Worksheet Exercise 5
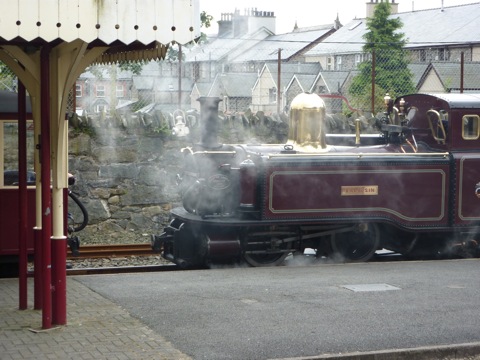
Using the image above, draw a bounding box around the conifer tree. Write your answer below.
[349,1,415,112]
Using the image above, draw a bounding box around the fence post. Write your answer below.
[371,48,376,114]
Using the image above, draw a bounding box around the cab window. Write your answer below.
[1,121,35,187]
[462,115,480,140]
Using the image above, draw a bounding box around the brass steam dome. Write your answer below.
[288,92,326,149]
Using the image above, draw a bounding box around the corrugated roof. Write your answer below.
[306,2,480,56]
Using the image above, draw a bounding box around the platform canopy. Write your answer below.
[0,0,200,329]
[0,0,200,62]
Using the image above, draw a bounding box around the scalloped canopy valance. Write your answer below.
[0,0,200,46]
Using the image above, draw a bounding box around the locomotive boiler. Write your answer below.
[152,93,480,267]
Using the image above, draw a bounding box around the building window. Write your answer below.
[437,48,449,61]
[355,54,363,67]
[269,88,277,103]
[336,56,342,70]
[96,85,105,98]
[116,84,124,98]
[463,115,480,140]
[95,104,107,113]
[317,85,327,94]
[76,84,82,97]
[420,50,426,62]
[327,57,333,71]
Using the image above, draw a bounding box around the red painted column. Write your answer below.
[52,188,67,325]
[18,80,28,310]
[40,45,52,329]
[51,236,67,324]
[33,227,43,310]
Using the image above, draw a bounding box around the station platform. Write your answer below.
[2,260,480,360]
[0,278,190,360]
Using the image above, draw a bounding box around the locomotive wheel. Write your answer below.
[330,223,380,262]
[243,229,293,267]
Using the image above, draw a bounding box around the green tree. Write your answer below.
[349,1,415,113]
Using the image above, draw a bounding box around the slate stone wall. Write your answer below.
[68,126,188,244]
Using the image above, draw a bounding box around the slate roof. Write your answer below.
[426,62,480,90]
[184,27,273,63]
[79,68,134,80]
[192,82,214,97]
[208,73,258,97]
[319,71,351,93]
[132,76,193,92]
[306,2,480,56]
[408,63,430,88]
[232,25,335,63]
[264,62,322,89]
[287,74,318,92]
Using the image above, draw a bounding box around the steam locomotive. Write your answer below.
[152,93,480,267]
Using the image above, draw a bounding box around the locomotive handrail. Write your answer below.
[192,151,237,155]
[426,109,447,145]
[181,147,237,156]
[266,152,449,159]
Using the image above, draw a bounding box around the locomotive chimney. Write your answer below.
[366,0,399,18]
[197,97,222,149]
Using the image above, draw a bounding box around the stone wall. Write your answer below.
[67,113,290,245]
[68,126,189,244]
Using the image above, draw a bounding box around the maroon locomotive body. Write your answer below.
[152,93,480,267]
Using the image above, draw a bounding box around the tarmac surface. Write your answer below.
[1,258,480,359]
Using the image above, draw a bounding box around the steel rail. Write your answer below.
[67,243,154,259]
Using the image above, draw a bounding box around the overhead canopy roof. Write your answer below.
[0,0,200,61]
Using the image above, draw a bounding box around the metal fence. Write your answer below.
[0,43,477,135]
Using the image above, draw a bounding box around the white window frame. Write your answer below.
[116,84,124,98]
[336,56,342,71]
[96,84,105,98]
[76,83,82,97]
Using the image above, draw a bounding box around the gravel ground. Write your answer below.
[75,228,155,245]
[66,254,173,268]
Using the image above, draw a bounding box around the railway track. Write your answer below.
[65,243,177,275]
[67,243,154,259]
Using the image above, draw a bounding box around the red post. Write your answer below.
[52,235,67,324]
[33,227,43,310]
[18,79,28,310]
[40,45,52,329]
[51,188,68,325]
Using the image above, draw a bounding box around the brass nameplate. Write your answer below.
[341,185,378,196]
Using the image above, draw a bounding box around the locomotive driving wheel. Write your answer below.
[330,223,380,262]
[242,227,293,267]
